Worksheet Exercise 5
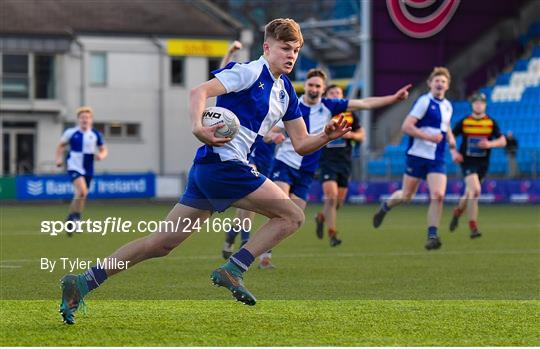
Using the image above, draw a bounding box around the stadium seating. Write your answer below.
[368,45,540,178]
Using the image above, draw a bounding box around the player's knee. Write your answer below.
[156,239,182,258]
[146,235,180,258]
[431,191,445,203]
[284,205,305,232]
[471,186,481,198]
[402,192,414,203]
[76,189,88,199]
[293,207,305,230]
[324,195,338,207]
[150,244,174,258]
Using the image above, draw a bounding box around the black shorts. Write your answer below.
[461,162,488,181]
[319,161,351,188]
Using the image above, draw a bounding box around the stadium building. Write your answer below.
[0,0,249,177]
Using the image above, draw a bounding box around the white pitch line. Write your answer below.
[148,249,540,261]
[1,249,538,264]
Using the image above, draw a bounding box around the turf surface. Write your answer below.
[1,203,539,345]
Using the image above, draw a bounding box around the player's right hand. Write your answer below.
[229,40,242,53]
[271,132,286,144]
[427,134,443,143]
[193,124,231,147]
[324,114,352,140]
[55,159,63,168]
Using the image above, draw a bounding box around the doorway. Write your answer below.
[2,122,36,175]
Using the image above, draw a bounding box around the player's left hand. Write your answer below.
[451,150,463,163]
[324,114,352,140]
[477,139,491,149]
[394,84,412,101]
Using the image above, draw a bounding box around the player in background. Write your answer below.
[59,18,352,324]
[271,68,410,216]
[372,67,460,250]
[55,106,107,233]
[448,92,506,238]
[314,84,364,246]
[218,40,286,269]
[220,40,242,68]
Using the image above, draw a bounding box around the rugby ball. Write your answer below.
[201,106,240,139]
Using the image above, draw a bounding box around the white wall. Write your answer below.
[2,35,252,176]
[163,56,210,174]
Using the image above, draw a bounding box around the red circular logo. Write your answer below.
[386,0,461,39]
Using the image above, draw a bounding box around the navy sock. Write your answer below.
[226,228,239,243]
[381,202,390,212]
[229,248,255,272]
[240,229,250,245]
[428,226,438,239]
[82,266,108,291]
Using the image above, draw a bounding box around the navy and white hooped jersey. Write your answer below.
[406,92,453,161]
[60,127,104,176]
[194,56,302,164]
[275,96,349,173]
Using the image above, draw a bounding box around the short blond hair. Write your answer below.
[76,106,93,117]
[428,67,451,84]
[264,18,304,47]
[306,68,327,82]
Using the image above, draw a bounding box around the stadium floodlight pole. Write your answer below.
[360,0,373,180]
[66,29,86,106]
[151,37,165,175]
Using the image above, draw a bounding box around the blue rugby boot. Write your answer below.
[210,264,256,306]
[59,274,88,324]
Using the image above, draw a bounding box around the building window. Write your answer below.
[2,54,29,99]
[34,54,55,99]
[90,52,107,86]
[93,122,105,134]
[170,57,184,85]
[208,58,222,80]
[126,123,140,137]
[109,123,123,137]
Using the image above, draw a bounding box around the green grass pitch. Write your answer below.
[1,203,539,346]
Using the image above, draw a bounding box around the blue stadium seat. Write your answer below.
[513,59,529,71]
[479,86,494,101]
[528,21,540,38]
[368,160,387,177]
[495,72,512,85]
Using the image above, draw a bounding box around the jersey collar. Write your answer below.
[428,92,445,103]
[259,56,278,82]
[299,95,322,108]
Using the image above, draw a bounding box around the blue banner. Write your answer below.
[307,179,540,204]
[16,173,155,200]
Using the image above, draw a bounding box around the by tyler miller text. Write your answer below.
[40,257,129,273]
